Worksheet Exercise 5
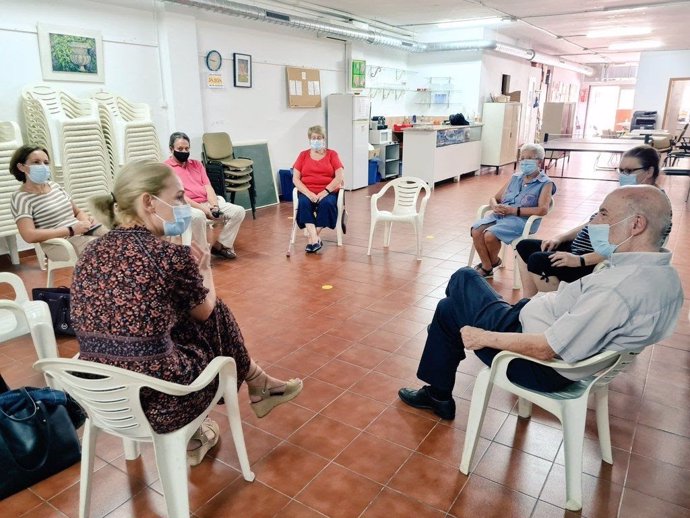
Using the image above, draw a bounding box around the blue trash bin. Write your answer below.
[278,169,294,202]
[368,159,379,185]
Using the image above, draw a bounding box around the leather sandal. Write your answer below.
[473,263,494,278]
[186,418,220,466]
[249,378,303,418]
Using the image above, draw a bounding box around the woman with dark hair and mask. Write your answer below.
[74,160,302,466]
[164,131,245,259]
[516,144,668,297]
[9,145,105,257]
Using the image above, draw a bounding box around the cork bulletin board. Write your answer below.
[286,66,322,108]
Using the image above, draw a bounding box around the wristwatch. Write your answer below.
[579,256,585,267]
[68,226,75,237]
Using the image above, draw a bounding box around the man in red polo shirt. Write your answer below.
[164,131,245,259]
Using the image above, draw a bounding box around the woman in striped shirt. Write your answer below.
[9,145,105,258]
[516,145,666,297]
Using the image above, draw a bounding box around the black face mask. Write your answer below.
[173,150,190,163]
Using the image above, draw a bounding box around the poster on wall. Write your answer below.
[37,24,104,82]
[351,59,366,89]
[233,53,252,88]
[207,73,225,89]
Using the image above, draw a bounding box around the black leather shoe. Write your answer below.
[398,386,456,420]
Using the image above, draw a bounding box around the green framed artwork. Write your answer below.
[351,59,366,89]
[37,25,104,82]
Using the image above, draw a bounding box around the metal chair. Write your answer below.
[460,349,639,512]
[662,166,690,203]
[367,176,430,260]
[33,356,255,518]
[202,132,256,219]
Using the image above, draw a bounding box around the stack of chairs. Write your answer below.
[202,132,256,219]
[93,92,161,178]
[21,85,111,210]
[0,121,22,265]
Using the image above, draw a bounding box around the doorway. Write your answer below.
[583,85,635,137]
[663,78,690,135]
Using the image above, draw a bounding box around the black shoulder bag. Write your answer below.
[32,287,75,336]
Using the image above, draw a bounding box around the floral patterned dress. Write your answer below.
[71,226,251,433]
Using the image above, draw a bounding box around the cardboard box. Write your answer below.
[509,90,521,102]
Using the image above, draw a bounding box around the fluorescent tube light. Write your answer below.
[608,40,663,50]
[437,17,512,30]
[587,27,652,38]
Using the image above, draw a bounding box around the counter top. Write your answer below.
[403,123,483,132]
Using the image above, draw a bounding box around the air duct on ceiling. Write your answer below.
[165,0,594,75]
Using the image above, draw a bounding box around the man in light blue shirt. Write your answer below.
[400,185,683,420]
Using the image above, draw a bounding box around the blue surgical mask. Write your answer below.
[310,139,325,151]
[28,164,51,184]
[588,215,634,257]
[153,196,192,236]
[618,173,637,186]
[519,159,539,177]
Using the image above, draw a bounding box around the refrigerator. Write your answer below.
[326,94,370,190]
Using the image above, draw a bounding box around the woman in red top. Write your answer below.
[292,125,344,253]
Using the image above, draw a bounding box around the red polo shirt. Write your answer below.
[164,157,210,203]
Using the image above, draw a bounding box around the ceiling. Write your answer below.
[267,0,690,64]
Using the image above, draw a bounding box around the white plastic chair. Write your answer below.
[367,176,430,260]
[459,349,639,511]
[288,186,345,254]
[467,198,555,289]
[33,356,255,518]
[34,238,79,287]
[0,273,58,386]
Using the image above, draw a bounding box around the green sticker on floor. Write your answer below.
[321,284,333,290]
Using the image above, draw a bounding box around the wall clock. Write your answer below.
[205,50,222,72]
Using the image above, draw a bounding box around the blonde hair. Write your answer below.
[307,125,326,139]
[90,161,173,228]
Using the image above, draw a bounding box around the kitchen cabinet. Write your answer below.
[481,102,521,173]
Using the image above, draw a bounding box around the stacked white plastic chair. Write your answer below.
[0,121,22,265]
[93,92,161,177]
[22,85,112,210]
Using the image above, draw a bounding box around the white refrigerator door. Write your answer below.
[350,121,369,189]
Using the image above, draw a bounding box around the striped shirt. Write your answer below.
[11,181,79,230]
[570,213,596,255]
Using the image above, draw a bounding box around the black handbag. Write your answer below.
[32,287,75,336]
[0,387,82,499]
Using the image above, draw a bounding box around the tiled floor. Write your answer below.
[1,154,689,518]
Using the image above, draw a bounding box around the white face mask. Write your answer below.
[310,139,325,151]
[27,164,51,184]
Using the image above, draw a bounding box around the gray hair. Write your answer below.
[520,143,545,161]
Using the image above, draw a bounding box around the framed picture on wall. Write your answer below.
[37,24,105,82]
[233,53,252,88]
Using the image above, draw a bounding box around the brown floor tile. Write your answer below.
[273,500,328,517]
[618,487,690,518]
[349,371,406,404]
[312,359,369,389]
[365,407,437,450]
[626,453,690,509]
[195,479,290,517]
[388,452,467,511]
[49,464,147,518]
[362,487,445,517]
[473,442,551,498]
[540,464,623,518]
[275,349,333,377]
[450,475,536,518]
[31,457,107,500]
[637,398,690,438]
[373,353,421,380]
[336,343,390,369]
[417,422,491,471]
[290,377,344,413]
[493,414,564,462]
[631,424,690,469]
[241,402,316,440]
[0,489,43,518]
[334,432,412,484]
[530,500,583,518]
[320,391,388,430]
[296,464,382,518]
[301,334,354,359]
[288,415,360,459]
[252,442,328,497]
[359,329,407,352]
[554,438,631,486]
[105,487,168,518]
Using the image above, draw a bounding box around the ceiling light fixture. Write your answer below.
[436,17,513,30]
[586,27,652,38]
[608,40,663,50]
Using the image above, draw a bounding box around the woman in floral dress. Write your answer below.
[71,160,302,465]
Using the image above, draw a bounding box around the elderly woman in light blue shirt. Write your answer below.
[470,143,556,278]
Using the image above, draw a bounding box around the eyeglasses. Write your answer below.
[617,167,645,175]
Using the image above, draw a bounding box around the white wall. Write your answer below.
[634,50,690,123]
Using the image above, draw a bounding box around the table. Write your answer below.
[543,138,642,179]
